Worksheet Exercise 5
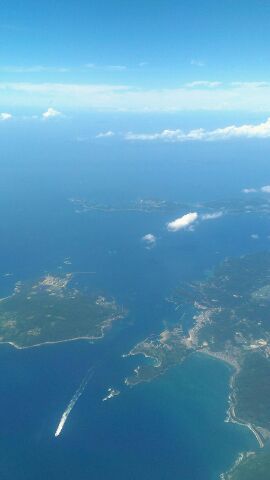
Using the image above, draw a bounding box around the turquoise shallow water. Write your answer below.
[0,136,269,478]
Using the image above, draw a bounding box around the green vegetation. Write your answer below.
[226,451,270,480]
[125,327,190,385]
[172,252,270,353]
[126,252,270,444]
[0,274,125,348]
[235,353,270,430]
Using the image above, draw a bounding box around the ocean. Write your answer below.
[0,131,269,479]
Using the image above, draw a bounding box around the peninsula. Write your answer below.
[124,252,270,478]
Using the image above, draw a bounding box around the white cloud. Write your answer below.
[242,185,270,193]
[96,130,115,138]
[125,129,198,141]
[206,118,270,140]
[190,59,205,67]
[4,81,270,112]
[42,107,62,118]
[201,211,223,220]
[125,118,270,142]
[186,81,222,88]
[76,135,89,142]
[85,64,127,71]
[0,65,69,73]
[167,212,198,232]
[251,234,259,239]
[106,65,127,71]
[0,112,12,121]
[242,188,257,193]
[142,233,156,247]
[231,81,270,88]
[261,185,270,193]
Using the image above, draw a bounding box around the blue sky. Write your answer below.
[1,0,270,119]
[2,0,270,83]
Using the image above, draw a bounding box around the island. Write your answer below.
[0,273,126,348]
[69,197,186,214]
[102,387,120,401]
[69,192,270,218]
[124,251,270,478]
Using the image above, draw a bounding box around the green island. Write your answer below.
[124,251,270,479]
[0,273,125,348]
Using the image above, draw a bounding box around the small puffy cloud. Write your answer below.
[142,233,156,247]
[261,185,270,193]
[42,107,62,118]
[0,112,12,121]
[201,211,223,221]
[96,130,115,138]
[251,234,259,239]
[167,212,198,232]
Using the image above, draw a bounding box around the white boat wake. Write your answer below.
[55,367,94,437]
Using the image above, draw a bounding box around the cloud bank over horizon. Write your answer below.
[3,81,270,112]
[125,118,270,142]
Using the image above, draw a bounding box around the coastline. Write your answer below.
[0,313,125,350]
[219,452,256,480]
[123,318,270,449]
[200,349,268,449]
[225,375,266,449]
[123,349,163,387]
[123,347,162,367]
[185,304,270,450]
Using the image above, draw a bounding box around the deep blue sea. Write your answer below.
[0,129,269,479]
